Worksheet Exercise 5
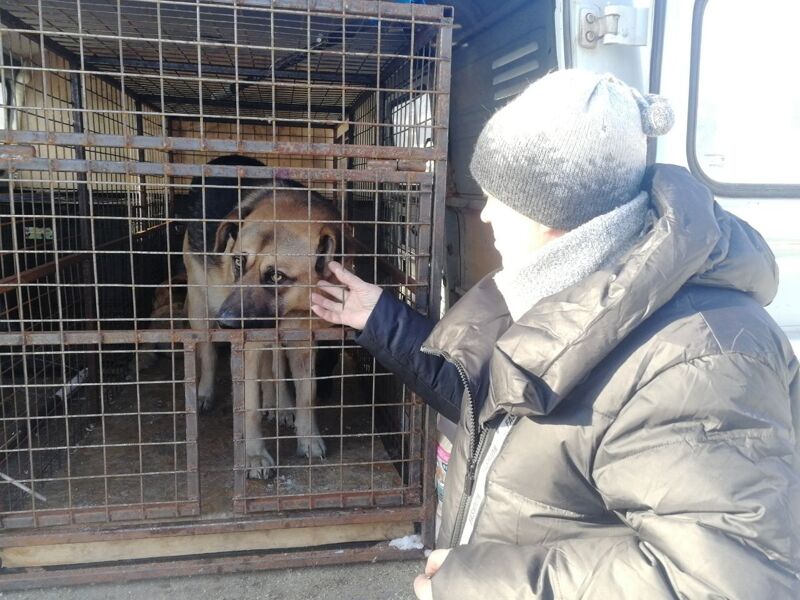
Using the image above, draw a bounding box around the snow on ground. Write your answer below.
[388,534,424,551]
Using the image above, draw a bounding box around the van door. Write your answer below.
[558,0,800,353]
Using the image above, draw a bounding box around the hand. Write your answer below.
[413,549,452,600]
[310,261,382,330]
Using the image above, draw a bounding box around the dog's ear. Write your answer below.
[315,225,337,278]
[213,204,255,255]
[213,216,239,255]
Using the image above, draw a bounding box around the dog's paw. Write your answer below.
[198,394,215,413]
[297,435,326,459]
[277,409,295,428]
[246,445,276,480]
[265,408,294,427]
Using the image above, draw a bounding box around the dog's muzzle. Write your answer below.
[217,310,277,329]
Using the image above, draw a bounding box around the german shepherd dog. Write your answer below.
[183,155,341,479]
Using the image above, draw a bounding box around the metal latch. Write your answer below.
[579,4,650,49]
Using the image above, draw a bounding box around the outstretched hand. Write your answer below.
[310,262,382,331]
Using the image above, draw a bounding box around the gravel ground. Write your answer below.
[0,560,426,600]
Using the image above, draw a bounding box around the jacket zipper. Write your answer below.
[421,346,491,546]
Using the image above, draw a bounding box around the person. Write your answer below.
[311,69,800,599]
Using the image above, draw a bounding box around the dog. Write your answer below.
[129,270,188,375]
[182,155,342,479]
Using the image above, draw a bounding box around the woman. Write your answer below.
[311,70,799,599]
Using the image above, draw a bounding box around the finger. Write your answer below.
[424,548,451,577]
[413,574,432,600]
[317,280,347,302]
[310,292,342,313]
[310,304,343,325]
[328,261,365,288]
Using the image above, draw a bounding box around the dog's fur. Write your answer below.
[130,271,188,375]
[182,155,341,478]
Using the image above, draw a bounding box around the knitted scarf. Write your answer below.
[494,191,650,321]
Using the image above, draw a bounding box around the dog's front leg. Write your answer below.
[261,345,295,427]
[195,341,217,412]
[244,343,275,479]
[287,347,325,458]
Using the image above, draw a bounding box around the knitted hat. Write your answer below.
[469,69,674,230]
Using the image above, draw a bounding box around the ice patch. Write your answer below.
[388,534,424,551]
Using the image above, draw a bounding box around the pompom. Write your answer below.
[640,93,674,137]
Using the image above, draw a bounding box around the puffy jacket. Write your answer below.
[357,165,800,598]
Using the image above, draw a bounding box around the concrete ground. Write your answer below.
[0,560,426,600]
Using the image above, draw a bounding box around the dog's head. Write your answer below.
[215,189,340,328]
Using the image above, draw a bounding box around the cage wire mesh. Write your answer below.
[0,0,451,533]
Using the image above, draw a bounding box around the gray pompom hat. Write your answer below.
[469,69,674,230]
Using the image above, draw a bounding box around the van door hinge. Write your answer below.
[578,4,650,49]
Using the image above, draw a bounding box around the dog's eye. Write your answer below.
[264,269,287,285]
[233,256,242,273]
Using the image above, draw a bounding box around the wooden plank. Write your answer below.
[0,521,414,568]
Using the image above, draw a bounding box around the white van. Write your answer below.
[444,0,799,354]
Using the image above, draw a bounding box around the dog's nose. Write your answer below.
[217,310,243,329]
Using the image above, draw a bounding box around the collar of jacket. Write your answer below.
[422,164,778,424]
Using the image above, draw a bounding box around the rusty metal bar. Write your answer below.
[0,131,444,161]
[134,101,149,216]
[0,327,356,347]
[416,183,434,315]
[183,0,448,21]
[231,340,247,515]
[183,343,200,507]
[85,58,375,86]
[1,501,201,531]
[69,70,94,325]
[3,159,435,185]
[69,63,102,420]
[241,488,416,514]
[137,95,355,113]
[421,16,454,550]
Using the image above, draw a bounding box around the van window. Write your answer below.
[694,0,800,186]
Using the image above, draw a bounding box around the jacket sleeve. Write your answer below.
[432,352,799,599]
[354,290,463,423]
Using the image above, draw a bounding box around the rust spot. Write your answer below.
[0,144,36,160]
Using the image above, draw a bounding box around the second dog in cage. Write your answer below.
[183,155,342,479]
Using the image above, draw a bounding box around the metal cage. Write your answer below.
[0,0,452,587]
